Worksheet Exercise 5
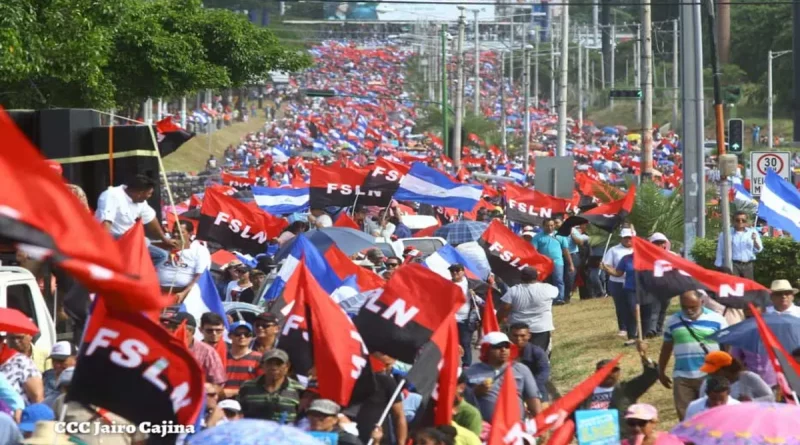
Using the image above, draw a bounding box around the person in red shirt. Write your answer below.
[224,321,263,398]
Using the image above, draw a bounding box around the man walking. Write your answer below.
[531,218,573,304]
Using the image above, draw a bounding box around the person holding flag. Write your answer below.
[713,211,762,280]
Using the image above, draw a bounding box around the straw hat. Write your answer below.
[770,279,799,295]
[21,421,73,445]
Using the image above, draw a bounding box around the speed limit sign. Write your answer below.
[750,151,790,196]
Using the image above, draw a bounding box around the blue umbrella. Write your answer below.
[434,221,489,246]
[602,126,619,135]
[189,419,323,445]
[708,313,800,355]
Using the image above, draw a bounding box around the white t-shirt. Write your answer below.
[684,396,740,420]
[501,282,559,333]
[315,214,333,228]
[454,279,471,322]
[602,244,633,283]
[226,281,253,302]
[156,241,211,288]
[95,185,157,236]
[766,305,800,318]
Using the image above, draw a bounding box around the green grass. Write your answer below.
[550,297,681,430]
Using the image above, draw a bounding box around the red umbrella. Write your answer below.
[0,308,39,335]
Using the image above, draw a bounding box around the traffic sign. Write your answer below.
[749,151,790,196]
[728,118,744,153]
[609,89,642,100]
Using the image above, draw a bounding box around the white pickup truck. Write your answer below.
[0,266,56,353]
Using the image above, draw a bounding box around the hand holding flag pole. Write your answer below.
[366,378,406,445]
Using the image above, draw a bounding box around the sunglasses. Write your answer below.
[255,322,277,329]
[491,342,511,350]
[735,218,748,223]
[385,263,400,268]
[231,331,253,338]
[626,419,649,428]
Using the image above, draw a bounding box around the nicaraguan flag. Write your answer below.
[424,244,485,280]
[180,270,229,339]
[394,162,483,211]
[262,235,343,304]
[758,169,800,239]
[731,183,756,204]
[252,186,309,215]
[495,166,526,182]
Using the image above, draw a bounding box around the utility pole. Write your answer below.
[501,50,508,154]
[578,39,584,128]
[681,0,706,257]
[441,25,449,156]
[593,0,600,47]
[672,19,679,127]
[642,0,654,176]
[768,50,792,148]
[556,0,570,157]
[550,21,556,111]
[634,24,641,123]
[524,45,531,172]
[534,25,540,105]
[509,19,515,87]
[453,8,466,168]
[473,10,480,116]
[610,25,615,108]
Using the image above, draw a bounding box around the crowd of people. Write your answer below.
[1,37,799,445]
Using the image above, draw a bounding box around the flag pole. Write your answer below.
[602,232,613,257]
[366,378,406,445]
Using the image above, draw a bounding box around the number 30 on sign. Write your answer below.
[749,151,790,197]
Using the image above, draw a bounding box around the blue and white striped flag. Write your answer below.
[252,186,309,215]
[394,162,483,211]
[758,169,800,239]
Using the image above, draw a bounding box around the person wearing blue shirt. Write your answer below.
[714,211,762,280]
[508,323,552,401]
[555,217,590,303]
[531,218,574,304]
[602,253,651,346]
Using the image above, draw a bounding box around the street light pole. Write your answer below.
[768,50,792,149]
[501,50,508,154]
[578,39,584,129]
[441,25,449,156]
[453,8,466,168]
[473,9,480,116]
[556,0,570,157]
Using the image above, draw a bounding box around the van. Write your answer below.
[0,266,56,353]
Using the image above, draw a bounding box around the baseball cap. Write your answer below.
[19,404,55,433]
[261,348,290,364]
[160,311,197,329]
[596,359,621,371]
[481,332,511,346]
[522,231,536,238]
[255,312,279,324]
[49,341,77,360]
[230,320,254,333]
[620,228,635,238]
[625,403,658,421]
[648,232,668,243]
[223,260,243,270]
[57,367,75,388]
[520,267,538,281]
[523,225,535,232]
[217,400,242,412]
[448,263,465,272]
[700,351,733,374]
[308,399,341,416]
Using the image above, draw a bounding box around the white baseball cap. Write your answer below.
[49,341,77,360]
[217,400,242,412]
[481,332,511,346]
[620,228,635,238]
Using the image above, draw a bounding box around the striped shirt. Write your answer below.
[225,350,263,392]
[237,376,304,422]
[663,308,728,379]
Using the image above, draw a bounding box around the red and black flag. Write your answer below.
[155,117,194,156]
[68,297,204,432]
[479,219,554,285]
[529,356,622,438]
[749,302,800,404]
[197,187,287,255]
[221,172,257,190]
[505,183,574,226]
[354,263,465,364]
[558,185,636,235]
[632,237,769,304]
[278,261,373,406]
[405,319,461,426]
[0,108,166,314]
[487,365,534,445]
[309,165,376,208]
[361,158,409,206]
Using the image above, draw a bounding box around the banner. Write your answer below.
[479,220,554,285]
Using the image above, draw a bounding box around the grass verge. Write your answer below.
[550,297,681,430]
[162,116,267,172]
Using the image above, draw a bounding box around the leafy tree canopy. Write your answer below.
[0,0,311,109]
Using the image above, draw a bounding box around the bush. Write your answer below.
[690,236,800,287]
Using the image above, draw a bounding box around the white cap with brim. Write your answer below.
[217,399,242,412]
[481,332,511,346]
[620,228,635,238]
[522,231,535,238]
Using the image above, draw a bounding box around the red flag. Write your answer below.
[324,245,385,291]
[545,419,576,445]
[0,108,165,313]
[530,356,622,437]
[69,297,204,427]
[481,287,500,336]
[559,185,636,235]
[505,183,574,226]
[116,221,167,318]
[479,219,554,284]
[156,116,182,134]
[749,302,800,403]
[174,319,189,345]
[334,212,360,230]
[433,320,460,425]
[214,338,228,371]
[221,172,257,189]
[488,365,526,445]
